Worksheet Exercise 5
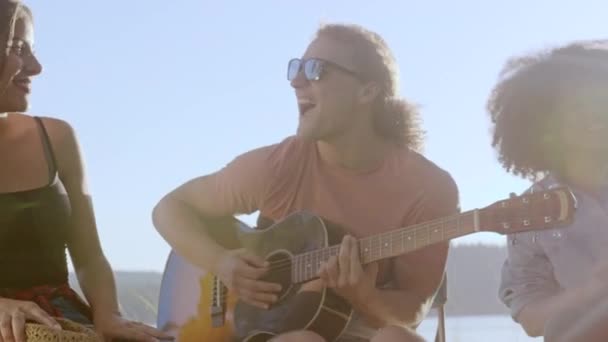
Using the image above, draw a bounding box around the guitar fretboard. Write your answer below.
[292,211,477,283]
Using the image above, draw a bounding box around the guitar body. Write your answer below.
[156,254,237,341]
[156,188,577,341]
[157,212,354,342]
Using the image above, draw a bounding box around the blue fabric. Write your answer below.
[499,175,608,319]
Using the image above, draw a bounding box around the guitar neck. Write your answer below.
[292,210,478,284]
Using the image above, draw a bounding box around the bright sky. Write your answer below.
[26,1,606,271]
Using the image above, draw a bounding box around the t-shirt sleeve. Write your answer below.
[203,146,276,216]
[498,182,562,321]
[414,170,460,224]
[392,170,459,297]
[498,231,561,320]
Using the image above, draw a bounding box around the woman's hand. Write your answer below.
[0,298,61,342]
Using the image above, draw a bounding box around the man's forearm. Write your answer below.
[152,196,237,274]
[352,288,430,329]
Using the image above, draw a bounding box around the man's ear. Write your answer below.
[357,81,380,105]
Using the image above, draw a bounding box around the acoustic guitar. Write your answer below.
[156,187,576,341]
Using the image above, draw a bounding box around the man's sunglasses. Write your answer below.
[287,58,359,81]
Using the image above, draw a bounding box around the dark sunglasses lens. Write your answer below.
[287,59,302,81]
[304,59,323,81]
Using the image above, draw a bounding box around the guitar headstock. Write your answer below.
[479,187,577,235]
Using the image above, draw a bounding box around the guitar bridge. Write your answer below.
[210,276,227,327]
[210,305,225,327]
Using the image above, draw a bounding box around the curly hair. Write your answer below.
[487,39,608,180]
[315,23,424,150]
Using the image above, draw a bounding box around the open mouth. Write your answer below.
[298,101,316,117]
[12,78,31,94]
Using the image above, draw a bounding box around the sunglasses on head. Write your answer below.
[287,58,360,81]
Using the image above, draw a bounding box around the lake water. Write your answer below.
[145,314,540,341]
[416,315,542,341]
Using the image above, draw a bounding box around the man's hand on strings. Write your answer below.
[318,235,379,305]
[216,249,282,309]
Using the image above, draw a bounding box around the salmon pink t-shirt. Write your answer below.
[206,136,459,336]
[207,135,459,287]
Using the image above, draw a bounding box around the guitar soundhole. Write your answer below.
[262,251,293,302]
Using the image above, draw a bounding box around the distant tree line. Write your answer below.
[68,244,512,324]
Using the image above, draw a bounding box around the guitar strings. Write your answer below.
[214,194,560,292]
[259,213,471,275]
[211,218,466,299]
[239,192,558,275]
[261,204,549,277]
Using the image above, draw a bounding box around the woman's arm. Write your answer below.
[47,118,118,320]
[47,117,169,341]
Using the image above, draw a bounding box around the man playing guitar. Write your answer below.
[152,23,459,342]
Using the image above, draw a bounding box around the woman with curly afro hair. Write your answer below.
[491,40,608,340]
